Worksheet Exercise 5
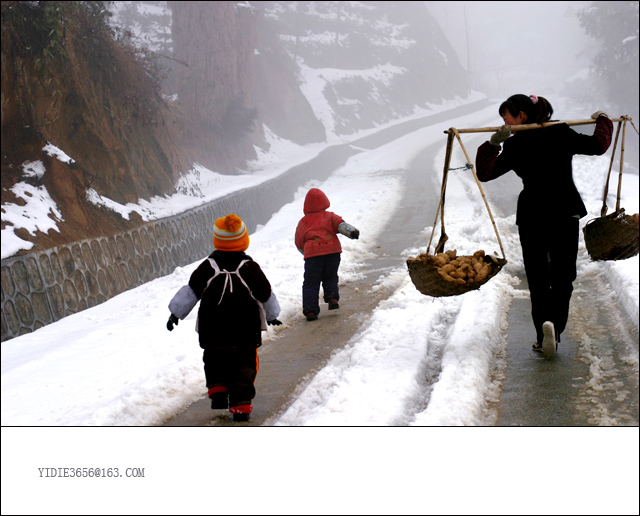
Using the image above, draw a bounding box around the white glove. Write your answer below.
[489,125,511,146]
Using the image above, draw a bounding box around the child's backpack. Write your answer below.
[196,258,267,332]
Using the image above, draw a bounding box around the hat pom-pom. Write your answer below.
[224,214,243,232]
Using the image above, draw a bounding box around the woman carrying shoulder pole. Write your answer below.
[475,94,613,358]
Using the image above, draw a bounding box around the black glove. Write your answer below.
[167,314,179,331]
[350,229,360,240]
[267,319,282,326]
[490,125,511,146]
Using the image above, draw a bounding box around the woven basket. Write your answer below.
[407,254,507,298]
[583,208,639,261]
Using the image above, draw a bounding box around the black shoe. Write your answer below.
[232,413,250,422]
[210,392,229,410]
[305,311,318,321]
[328,299,339,310]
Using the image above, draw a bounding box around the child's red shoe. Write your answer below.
[230,402,252,422]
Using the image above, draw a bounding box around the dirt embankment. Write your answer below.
[1,3,259,255]
[1,3,177,250]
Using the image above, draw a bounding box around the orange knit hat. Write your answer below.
[213,214,249,252]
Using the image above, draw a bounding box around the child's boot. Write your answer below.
[208,386,229,410]
[230,401,253,422]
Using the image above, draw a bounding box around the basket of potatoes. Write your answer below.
[406,249,507,297]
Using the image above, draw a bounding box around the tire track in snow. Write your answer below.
[390,295,463,426]
[568,262,639,426]
[409,274,514,426]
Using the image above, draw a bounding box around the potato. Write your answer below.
[442,273,457,283]
[441,264,456,274]
[412,249,498,288]
[434,256,448,267]
[475,263,492,282]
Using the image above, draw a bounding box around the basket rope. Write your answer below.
[600,116,639,217]
[426,129,506,261]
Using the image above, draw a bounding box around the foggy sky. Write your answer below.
[427,1,595,99]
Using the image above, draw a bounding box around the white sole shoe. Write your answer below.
[541,321,556,358]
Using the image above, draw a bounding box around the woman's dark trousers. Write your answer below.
[518,217,580,344]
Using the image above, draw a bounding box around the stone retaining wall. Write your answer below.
[1,145,358,342]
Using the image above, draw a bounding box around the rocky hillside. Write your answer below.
[253,0,469,137]
[1,1,469,260]
[1,1,186,251]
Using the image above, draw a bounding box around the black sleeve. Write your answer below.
[239,260,272,303]
[567,116,613,156]
[188,260,215,299]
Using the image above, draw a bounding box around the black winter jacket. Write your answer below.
[169,251,277,349]
[475,117,613,225]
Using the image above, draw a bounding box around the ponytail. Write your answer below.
[499,94,553,124]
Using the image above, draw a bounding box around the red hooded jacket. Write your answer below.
[295,188,345,259]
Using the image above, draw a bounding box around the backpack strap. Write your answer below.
[203,258,267,330]
[207,258,251,305]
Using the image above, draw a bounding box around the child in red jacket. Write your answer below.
[166,213,281,422]
[295,188,359,321]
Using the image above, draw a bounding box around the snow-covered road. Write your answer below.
[2,98,638,429]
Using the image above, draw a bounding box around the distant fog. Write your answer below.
[427,1,597,98]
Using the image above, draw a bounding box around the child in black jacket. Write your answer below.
[166,214,281,421]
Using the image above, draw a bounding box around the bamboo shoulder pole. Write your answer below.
[444,117,629,134]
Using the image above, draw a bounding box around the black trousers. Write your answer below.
[518,217,580,344]
[202,345,259,405]
[302,253,341,314]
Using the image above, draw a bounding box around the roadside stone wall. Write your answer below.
[1,149,348,342]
